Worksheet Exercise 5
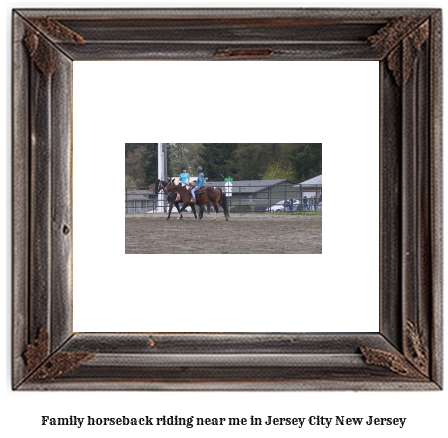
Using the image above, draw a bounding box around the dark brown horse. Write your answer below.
[156,179,212,220]
[155,179,183,220]
[164,179,230,221]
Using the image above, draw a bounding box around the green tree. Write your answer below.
[140,143,158,186]
[125,174,134,188]
[262,161,296,180]
[125,143,145,183]
[198,143,239,180]
[167,143,193,176]
[230,144,287,180]
[289,143,322,182]
[125,143,142,158]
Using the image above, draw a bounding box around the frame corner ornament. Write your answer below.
[24,327,50,374]
[359,345,424,380]
[405,320,429,377]
[368,17,430,86]
[23,17,85,77]
[24,328,94,381]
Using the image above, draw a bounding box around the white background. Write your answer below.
[73,60,379,333]
[3,1,446,438]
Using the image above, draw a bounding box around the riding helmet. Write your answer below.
[197,167,203,172]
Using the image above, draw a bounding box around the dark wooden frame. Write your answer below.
[12,8,442,390]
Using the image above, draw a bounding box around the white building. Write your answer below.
[293,175,322,209]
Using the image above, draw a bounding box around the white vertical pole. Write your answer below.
[157,143,165,212]
[157,143,165,213]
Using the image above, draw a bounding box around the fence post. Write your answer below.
[239,185,241,212]
[125,187,128,214]
[284,183,287,212]
[268,186,271,211]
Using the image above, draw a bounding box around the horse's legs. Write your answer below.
[167,200,182,220]
[190,203,197,220]
[173,201,183,219]
[212,204,219,220]
[207,195,218,221]
[177,202,189,219]
[199,206,204,219]
[217,199,228,221]
[167,202,173,220]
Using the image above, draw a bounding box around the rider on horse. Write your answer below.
[191,167,205,203]
[179,167,190,186]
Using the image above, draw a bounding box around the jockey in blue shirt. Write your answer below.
[179,167,190,185]
[191,167,205,203]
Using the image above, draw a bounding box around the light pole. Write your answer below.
[158,143,167,212]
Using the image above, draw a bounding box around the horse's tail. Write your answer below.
[219,188,230,220]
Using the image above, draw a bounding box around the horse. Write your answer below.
[156,179,212,220]
[164,179,230,221]
[155,179,185,220]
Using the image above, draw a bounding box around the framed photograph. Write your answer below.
[12,8,442,390]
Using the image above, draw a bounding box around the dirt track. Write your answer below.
[125,213,322,254]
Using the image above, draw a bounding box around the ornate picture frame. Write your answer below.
[12,8,442,390]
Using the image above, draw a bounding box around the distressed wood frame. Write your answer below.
[12,8,442,390]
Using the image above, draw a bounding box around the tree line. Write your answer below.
[125,143,322,187]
